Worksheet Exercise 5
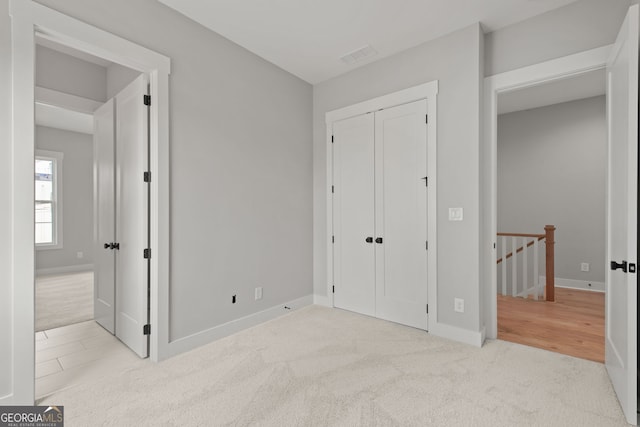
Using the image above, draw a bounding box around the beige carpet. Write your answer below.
[40,305,628,426]
[36,271,94,332]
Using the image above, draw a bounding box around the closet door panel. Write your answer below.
[375,100,428,330]
[333,113,375,317]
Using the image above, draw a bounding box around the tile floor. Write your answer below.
[35,320,145,401]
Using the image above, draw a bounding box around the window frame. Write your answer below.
[35,149,63,250]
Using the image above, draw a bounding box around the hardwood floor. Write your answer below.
[498,287,604,363]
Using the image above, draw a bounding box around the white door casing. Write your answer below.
[605,4,638,424]
[332,113,376,317]
[115,75,150,358]
[375,100,428,330]
[93,99,116,334]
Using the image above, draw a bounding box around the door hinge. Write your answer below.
[422,176,428,186]
[143,324,151,335]
[143,94,151,106]
[332,235,335,243]
[143,248,151,259]
[331,185,334,193]
[426,241,428,250]
[331,135,334,143]
[426,304,429,314]
[332,285,335,294]
[144,171,151,182]
[425,114,428,124]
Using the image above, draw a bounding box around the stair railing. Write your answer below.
[496,225,555,302]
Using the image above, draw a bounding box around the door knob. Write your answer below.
[104,243,111,249]
[112,242,120,250]
[610,260,628,273]
[375,237,383,244]
[365,237,373,243]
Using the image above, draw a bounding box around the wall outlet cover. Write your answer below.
[580,262,590,272]
[454,298,464,313]
[448,208,463,221]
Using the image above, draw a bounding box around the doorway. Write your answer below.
[484,8,639,422]
[8,0,170,405]
[32,37,150,399]
[495,71,607,362]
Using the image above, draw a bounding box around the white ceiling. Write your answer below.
[498,68,606,115]
[158,0,580,84]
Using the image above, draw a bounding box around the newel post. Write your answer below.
[544,225,556,302]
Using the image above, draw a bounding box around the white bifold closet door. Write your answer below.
[333,99,428,330]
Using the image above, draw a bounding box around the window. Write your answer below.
[35,150,63,249]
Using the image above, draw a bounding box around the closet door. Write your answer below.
[374,100,428,330]
[333,113,376,317]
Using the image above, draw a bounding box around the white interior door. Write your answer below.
[333,113,376,317]
[374,100,428,330]
[606,4,638,424]
[115,74,149,358]
[93,99,116,334]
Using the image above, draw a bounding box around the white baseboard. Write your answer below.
[539,276,604,292]
[313,294,331,307]
[429,321,484,347]
[164,294,314,358]
[36,263,94,277]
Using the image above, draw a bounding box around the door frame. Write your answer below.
[8,0,170,404]
[482,45,611,339]
[325,81,438,327]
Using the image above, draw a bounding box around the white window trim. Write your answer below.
[35,149,63,250]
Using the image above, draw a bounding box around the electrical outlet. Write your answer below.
[448,208,463,221]
[255,287,263,300]
[454,298,464,313]
[581,262,590,272]
[76,251,84,259]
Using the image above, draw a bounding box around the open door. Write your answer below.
[93,99,116,334]
[606,4,638,424]
[115,74,150,358]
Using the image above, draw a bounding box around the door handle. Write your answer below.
[365,237,373,243]
[104,242,120,250]
[375,237,383,244]
[610,260,628,273]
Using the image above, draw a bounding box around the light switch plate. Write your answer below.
[449,208,463,221]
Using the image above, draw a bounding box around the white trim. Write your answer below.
[313,294,331,307]
[163,295,314,358]
[538,276,605,293]
[36,264,94,277]
[35,86,103,113]
[35,149,63,250]
[429,323,485,347]
[8,0,171,405]
[324,80,439,331]
[483,45,611,340]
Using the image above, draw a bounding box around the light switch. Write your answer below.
[449,208,463,221]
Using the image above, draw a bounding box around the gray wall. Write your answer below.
[0,0,12,400]
[314,24,484,332]
[36,45,107,101]
[498,96,607,283]
[106,63,140,99]
[485,0,631,76]
[29,0,313,340]
[35,126,94,272]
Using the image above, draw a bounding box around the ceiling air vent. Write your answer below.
[340,44,377,65]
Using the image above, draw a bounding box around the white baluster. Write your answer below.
[511,236,517,297]
[501,236,507,296]
[522,237,528,298]
[533,238,539,300]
